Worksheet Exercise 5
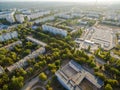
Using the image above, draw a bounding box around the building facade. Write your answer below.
[42,25,67,37]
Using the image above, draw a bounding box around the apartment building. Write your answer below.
[42,25,67,37]
[26,36,47,47]
[0,41,22,50]
[35,16,55,24]
[7,47,46,72]
[0,31,18,42]
[27,11,50,20]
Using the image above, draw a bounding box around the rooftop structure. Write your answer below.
[42,25,67,37]
[55,60,104,90]
[7,47,46,72]
[91,27,113,50]
[26,36,47,47]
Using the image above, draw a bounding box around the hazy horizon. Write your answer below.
[0,0,120,4]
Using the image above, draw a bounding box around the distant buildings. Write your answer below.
[0,11,15,23]
[0,31,18,42]
[7,47,46,72]
[71,13,84,18]
[34,16,55,24]
[15,14,25,23]
[0,11,11,19]
[78,20,88,25]
[42,25,67,37]
[27,11,50,20]
[56,60,104,90]
[57,14,73,19]
[6,12,15,23]
[102,13,120,26]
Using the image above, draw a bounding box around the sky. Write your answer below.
[0,0,120,3]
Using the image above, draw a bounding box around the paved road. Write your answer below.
[111,52,120,59]
[95,57,106,65]
[21,76,39,90]
[31,85,45,90]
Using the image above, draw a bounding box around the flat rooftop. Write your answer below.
[27,36,47,47]
[55,60,104,90]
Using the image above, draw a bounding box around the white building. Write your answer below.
[57,14,73,19]
[6,12,15,23]
[0,31,18,42]
[15,14,24,23]
[0,11,11,19]
[42,25,67,37]
[27,11,50,20]
[10,31,18,38]
[7,47,46,72]
[78,20,88,25]
[27,36,47,47]
[0,11,15,23]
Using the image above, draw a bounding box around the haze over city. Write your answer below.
[0,0,120,90]
[0,0,120,3]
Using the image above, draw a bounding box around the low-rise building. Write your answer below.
[27,11,50,20]
[55,60,104,90]
[42,25,67,37]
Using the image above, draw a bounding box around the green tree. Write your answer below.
[105,84,113,90]
[11,76,24,90]
[87,45,91,52]
[3,84,8,90]
[39,72,47,81]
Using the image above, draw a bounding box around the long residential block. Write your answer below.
[7,47,45,72]
[0,40,22,50]
[27,36,47,47]
[0,31,18,42]
[42,25,67,37]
